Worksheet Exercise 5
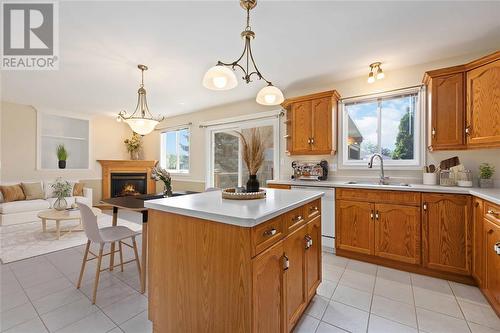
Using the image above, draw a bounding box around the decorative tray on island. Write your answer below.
[221,188,266,200]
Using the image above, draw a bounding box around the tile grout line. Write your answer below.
[409,272,420,332]
[448,280,473,333]
[365,263,378,333]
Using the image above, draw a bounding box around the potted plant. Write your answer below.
[479,163,495,188]
[51,178,72,210]
[151,164,172,197]
[56,144,68,169]
[124,133,142,160]
[236,128,265,193]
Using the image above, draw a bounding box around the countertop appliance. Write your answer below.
[290,185,335,251]
[291,160,328,181]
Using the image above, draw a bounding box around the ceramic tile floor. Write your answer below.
[1,246,499,333]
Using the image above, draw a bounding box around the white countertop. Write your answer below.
[144,188,324,227]
[267,179,500,205]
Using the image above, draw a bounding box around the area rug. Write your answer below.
[0,213,142,263]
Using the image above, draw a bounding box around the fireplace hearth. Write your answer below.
[110,173,147,197]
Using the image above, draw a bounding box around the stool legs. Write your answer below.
[119,241,124,272]
[132,237,142,290]
[77,240,91,289]
[92,244,104,304]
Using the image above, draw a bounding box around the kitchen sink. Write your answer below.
[345,181,411,187]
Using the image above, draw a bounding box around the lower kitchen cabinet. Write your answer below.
[305,215,321,301]
[374,203,421,265]
[284,225,307,331]
[483,206,500,315]
[336,200,374,255]
[472,197,485,286]
[422,193,472,276]
[252,241,285,333]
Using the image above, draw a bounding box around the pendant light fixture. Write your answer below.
[117,64,164,136]
[203,0,284,106]
[367,62,384,83]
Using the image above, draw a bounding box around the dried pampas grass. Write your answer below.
[236,128,265,175]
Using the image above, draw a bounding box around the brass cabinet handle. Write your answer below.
[375,211,379,220]
[310,206,319,213]
[423,203,428,211]
[370,211,374,220]
[465,125,471,135]
[263,228,277,237]
[432,128,436,137]
[310,137,315,144]
[494,242,500,255]
[307,138,312,144]
[283,254,289,271]
[487,209,499,217]
[305,235,312,249]
[292,215,304,223]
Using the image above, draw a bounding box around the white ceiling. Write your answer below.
[2,1,500,117]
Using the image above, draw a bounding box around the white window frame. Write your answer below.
[339,86,425,170]
[204,113,281,188]
[160,126,190,174]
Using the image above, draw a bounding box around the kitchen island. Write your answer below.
[144,188,324,333]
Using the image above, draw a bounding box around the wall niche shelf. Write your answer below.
[37,112,91,170]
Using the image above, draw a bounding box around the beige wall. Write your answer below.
[143,50,500,190]
[0,101,132,202]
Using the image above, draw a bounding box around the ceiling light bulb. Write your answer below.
[212,76,228,89]
[376,68,384,80]
[256,85,284,106]
[367,71,375,84]
[202,65,238,91]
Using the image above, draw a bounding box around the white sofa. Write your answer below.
[0,181,93,226]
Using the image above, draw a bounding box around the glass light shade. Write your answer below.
[256,85,285,106]
[202,65,238,90]
[367,71,375,83]
[125,118,159,135]
[376,68,385,80]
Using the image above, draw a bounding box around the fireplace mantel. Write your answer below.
[98,160,158,199]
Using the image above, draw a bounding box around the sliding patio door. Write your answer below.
[207,118,279,189]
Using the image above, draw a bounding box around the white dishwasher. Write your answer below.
[290,185,335,251]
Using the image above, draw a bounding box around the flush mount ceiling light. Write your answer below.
[203,0,284,106]
[367,62,384,83]
[117,64,164,135]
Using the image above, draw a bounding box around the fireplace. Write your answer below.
[110,173,147,197]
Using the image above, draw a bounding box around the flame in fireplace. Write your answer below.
[120,183,141,196]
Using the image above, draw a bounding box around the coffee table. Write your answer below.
[37,208,102,240]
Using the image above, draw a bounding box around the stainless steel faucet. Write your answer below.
[368,153,389,185]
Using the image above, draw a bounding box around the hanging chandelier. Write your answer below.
[117,64,164,135]
[202,0,285,106]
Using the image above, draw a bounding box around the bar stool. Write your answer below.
[76,203,142,304]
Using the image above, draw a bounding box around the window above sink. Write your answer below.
[339,86,425,170]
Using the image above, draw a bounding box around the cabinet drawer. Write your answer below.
[305,199,321,220]
[284,206,306,234]
[251,216,284,257]
[336,188,420,206]
[484,201,500,225]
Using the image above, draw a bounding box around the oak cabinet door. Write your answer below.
[283,224,307,332]
[467,59,500,147]
[305,216,321,301]
[422,194,472,275]
[336,200,374,255]
[430,73,466,150]
[484,219,500,307]
[252,241,284,333]
[311,97,332,153]
[291,101,312,153]
[472,198,485,286]
[374,204,421,264]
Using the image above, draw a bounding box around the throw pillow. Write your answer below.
[73,182,85,196]
[21,182,44,200]
[0,184,26,202]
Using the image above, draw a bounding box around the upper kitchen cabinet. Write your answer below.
[466,58,500,148]
[282,90,340,155]
[423,70,466,151]
[423,51,500,151]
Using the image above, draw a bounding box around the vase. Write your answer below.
[246,175,260,193]
[130,150,140,160]
[58,160,66,169]
[53,197,67,211]
[163,184,173,197]
[479,178,494,188]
